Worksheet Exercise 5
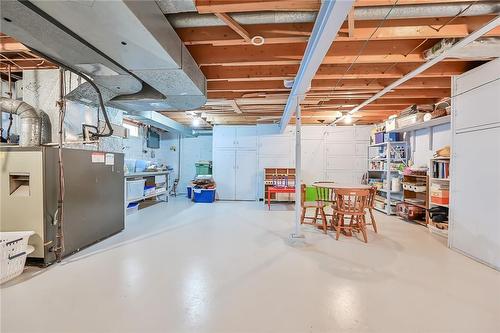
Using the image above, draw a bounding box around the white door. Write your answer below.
[213,149,236,200]
[214,126,236,149]
[235,150,258,200]
[236,126,257,149]
[450,127,500,269]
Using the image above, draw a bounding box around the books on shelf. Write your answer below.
[432,160,450,179]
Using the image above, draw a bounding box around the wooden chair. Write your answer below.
[332,188,370,242]
[313,181,336,224]
[365,186,378,233]
[300,184,328,234]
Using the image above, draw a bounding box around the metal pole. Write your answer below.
[290,98,304,239]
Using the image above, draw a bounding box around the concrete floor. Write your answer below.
[1,198,499,333]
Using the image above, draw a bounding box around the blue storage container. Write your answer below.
[384,132,401,142]
[187,186,192,199]
[193,188,216,203]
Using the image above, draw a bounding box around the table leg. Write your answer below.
[268,190,271,210]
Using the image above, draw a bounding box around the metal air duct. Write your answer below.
[0,97,49,147]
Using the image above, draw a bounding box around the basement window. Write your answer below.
[123,121,139,137]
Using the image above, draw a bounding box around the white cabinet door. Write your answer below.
[450,127,500,269]
[214,126,236,149]
[213,149,236,200]
[236,126,257,149]
[235,150,258,200]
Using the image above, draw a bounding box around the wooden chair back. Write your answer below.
[313,181,335,204]
[300,184,306,207]
[334,188,370,216]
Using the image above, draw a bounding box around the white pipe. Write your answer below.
[292,102,303,238]
[335,15,500,124]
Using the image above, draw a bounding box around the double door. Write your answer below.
[213,149,257,200]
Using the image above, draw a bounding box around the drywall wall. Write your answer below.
[408,123,451,168]
[178,135,213,193]
[213,124,372,200]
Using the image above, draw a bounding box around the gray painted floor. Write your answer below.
[1,198,499,333]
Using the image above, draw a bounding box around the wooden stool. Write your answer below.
[332,188,370,242]
[300,184,328,234]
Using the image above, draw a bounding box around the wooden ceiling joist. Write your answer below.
[202,61,478,82]
[177,16,500,46]
[189,39,441,66]
[207,77,451,92]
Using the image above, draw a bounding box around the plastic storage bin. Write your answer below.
[384,132,401,142]
[126,202,139,215]
[193,188,216,203]
[195,162,212,176]
[374,132,385,144]
[1,231,35,284]
[127,179,146,201]
[144,185,156,197]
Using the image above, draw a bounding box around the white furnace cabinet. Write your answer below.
[213,126,258,200]
[450,58,500,270]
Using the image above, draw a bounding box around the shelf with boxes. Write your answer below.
[398,174,429,226]
[367,139,408,215]
[263,168,296,203]
[428,158,450,237]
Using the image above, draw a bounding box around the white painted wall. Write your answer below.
[179,135,213,193]
[213,124,372,200]
[408,123,451,168]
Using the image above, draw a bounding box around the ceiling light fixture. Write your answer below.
[192,117,201,127]
[344,114,353,124]
[251,36,265,46]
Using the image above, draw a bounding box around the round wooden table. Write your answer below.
[311,183,372,236]
[312,183,371,190]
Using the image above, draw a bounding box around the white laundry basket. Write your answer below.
[1,231,35,284]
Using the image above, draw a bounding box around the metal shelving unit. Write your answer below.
[368,141,408,215]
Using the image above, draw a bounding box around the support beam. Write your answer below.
[279,0,355,132]
[293,102,303,239]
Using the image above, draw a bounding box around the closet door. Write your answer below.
[213,126,236,149]
[235,150,258,200]
[213,149,236,200]
[450,127,500,269]
[235,126,257,149]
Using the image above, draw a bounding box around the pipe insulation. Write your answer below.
[167,3,500,28]
[0,97,41,147]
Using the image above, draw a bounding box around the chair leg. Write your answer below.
[360,215,368,243]
[300,207,306,225]
[319,208,328,234]
[369,208,378,233]
[336,215,343,240]
[313,208,319,225]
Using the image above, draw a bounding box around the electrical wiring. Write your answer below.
[55,68,66,262]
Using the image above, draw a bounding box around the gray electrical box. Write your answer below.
[0,146,124,265]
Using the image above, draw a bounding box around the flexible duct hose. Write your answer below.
[0,97,41,146]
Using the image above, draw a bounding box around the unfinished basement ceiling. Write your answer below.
[161,0,500,127]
